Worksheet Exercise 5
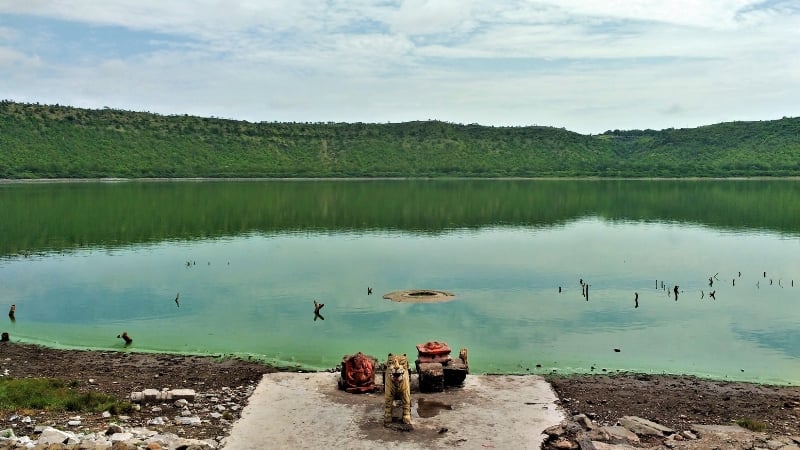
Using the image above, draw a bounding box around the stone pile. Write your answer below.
[0,383,258,450]
[0,424,216,449]
[541,413,800,449]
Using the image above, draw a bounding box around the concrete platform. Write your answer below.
[222,372,564,449]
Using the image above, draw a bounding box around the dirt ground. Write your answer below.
[1,342,799,445]
[0,342,276,441]
[546,373,800,437]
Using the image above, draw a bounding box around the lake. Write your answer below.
[1,179,799,385]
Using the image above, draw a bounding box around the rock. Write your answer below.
[174,398,189,408]
[617,415,674,436]
[0,428,15,438]
[595,426,640,444]
[592,442,639,450]
[102,411,112,418]
[692,424,755,436]
[681,430,698,440]
[106,424,124,435]
[544,424,565,437]
[587,428,611,441]
[147,417,166,426]
[176,416,202,426]
[38,427,73,445]
[109,431,135,442]
[573,413,595,430]
[766,438,789,449]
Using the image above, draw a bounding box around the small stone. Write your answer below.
[106,424,124,435]
[766,439,787,449]
[573,414,594,430]
[0,428,15,439]
[681,430,697,440]
[67,420,82,426]
[109,431,134,442]
[102,411,112,418]
[147,417,165,425]
[176,416,202,426]
[543,425,564,437]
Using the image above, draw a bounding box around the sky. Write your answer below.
[0,1,798,134]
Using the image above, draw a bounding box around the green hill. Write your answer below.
[1,100,798,178]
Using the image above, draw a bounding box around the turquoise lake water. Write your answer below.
[1,180,799,384]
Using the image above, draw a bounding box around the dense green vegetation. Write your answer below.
[1,101,798,178]
[0,378,131,413]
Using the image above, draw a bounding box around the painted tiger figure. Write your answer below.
[383,353,412,426]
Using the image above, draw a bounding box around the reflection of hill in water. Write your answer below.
[2,179,800,256]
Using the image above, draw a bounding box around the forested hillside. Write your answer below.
[1,101,798,178]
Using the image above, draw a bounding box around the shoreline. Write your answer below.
[10,338,800,387]
[1,342,799,448]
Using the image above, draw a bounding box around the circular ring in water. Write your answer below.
[383,289,456,303]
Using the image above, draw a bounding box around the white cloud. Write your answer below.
[0,0,797,133]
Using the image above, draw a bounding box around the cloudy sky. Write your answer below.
[0,1,798,134]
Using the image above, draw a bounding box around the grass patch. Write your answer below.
[736,418,767,432]
[0,378,132,413]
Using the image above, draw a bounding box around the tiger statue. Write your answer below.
[383,353,412,427]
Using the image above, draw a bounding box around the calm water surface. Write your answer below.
[1,180,799,384]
